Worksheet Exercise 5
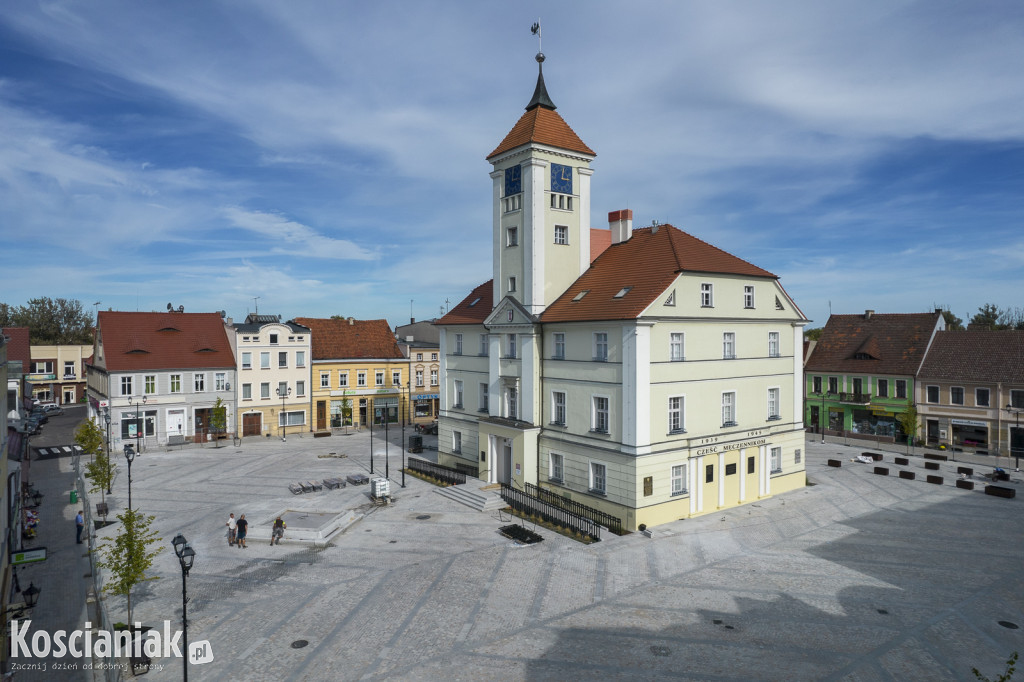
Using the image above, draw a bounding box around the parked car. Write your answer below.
[415,420,438,435]
[43,404,64,416]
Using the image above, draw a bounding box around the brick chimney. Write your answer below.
[609,209,633,244]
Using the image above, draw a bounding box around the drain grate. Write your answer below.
[877,609,889,615]
[998,621,1019,629]
[291,640,309,649]
[416,514,431,520]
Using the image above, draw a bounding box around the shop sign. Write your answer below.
[414,394,439,400]
[11,547,47,565]
[951,419,987,427]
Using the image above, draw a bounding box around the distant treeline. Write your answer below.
[0,298,94,345]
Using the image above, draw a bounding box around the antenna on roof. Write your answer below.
[252,296,260,315]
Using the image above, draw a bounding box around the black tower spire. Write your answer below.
[526,52,556,111]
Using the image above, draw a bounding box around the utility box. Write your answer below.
[372,478,390,499]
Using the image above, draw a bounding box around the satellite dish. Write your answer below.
[167,303,173,311]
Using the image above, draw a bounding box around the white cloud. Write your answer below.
[221,207,376,261]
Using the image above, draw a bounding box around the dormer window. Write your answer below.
[469,297,481,307]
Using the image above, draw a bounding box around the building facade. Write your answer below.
[437,56,808,531]
[87,311,237,448]
[294,318,408,432]
[27,343,91,405]
[394,320,440,424]
[229,315,311,439]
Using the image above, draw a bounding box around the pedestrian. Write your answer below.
[226,513,237,546]
[75,510,84,544]
[270,516,286,546]
[236,514,248,548]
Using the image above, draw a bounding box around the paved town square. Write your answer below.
[20,415,1021,682]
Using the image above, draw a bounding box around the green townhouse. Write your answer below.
[804,309,944,443]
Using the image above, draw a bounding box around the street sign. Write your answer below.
[11,547,47,565]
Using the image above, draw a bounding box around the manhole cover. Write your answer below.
[416,514,431,520]
[877,609,889,615]
[724,625,735,630]
[998,621,1019,629]
[291,640,309,649]
[389,540,397,544]
[650,646,671,657]
[713,619,723,625]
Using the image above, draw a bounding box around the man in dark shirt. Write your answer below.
[235,514,248,548]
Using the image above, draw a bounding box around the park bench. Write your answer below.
[985,485,1016,499]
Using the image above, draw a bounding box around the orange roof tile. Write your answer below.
[436,281,494,325]
[293,318,404,361]
[542,225,777,323]
[97,312,235,371]
[590,228,611,263]
[487,107,595,160]
[805,312,942,375]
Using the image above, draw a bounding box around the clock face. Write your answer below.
[550,163,572,195]
[504,165,522,196]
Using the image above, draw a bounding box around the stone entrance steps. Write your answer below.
[435,481,505,512]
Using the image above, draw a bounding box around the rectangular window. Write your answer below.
[508,386,518,419]
[296,381,305,397]
[813,376,822,394]
[723,332,736,359]
[296,351,305,367]
[260,352,270,369]
[670,333,684,361]
[951,387,965,405]
[768,331,779,358]
[1011,389,1024,408]
[706,464,714,483]
[415,370,423,387]
[551,194,573,211]
[454,333,463,355]
[242,383,252,400]
[554,225,568,245]
[552,391,566,425]
[506,226,518,246]
[594,332,608,362]
[744,285,755,309]
[896,379,907,399]
[479,383,489,412]
[320,372,330,388]
[701,283,713,307]
[506,334,517,359]
[725,463,737,476]
[339,372,348,388]
[480,334,488,356]
[430,369,438,386]
[795,448,802,464]
[508,276,517,293]
[269,333,278,344]
[261,382,270,399]
[668,396,685,433]
[279,411,305,427]
[829,377,839,394]
[722,392,736,426]
[358,372,367,387]
[63,360,76,378]
[877,379,889,398]
[748,456,755,474]
[549,453,564,482]
[375,371,384,386]
[592,396,609,433]
[853,377,863,395]
[33,361,54,374]
[242,352,252,370]
[170,375,181,393]
[767,388,780,420]
[453,380,464,408]
[976,388,990,407]
[671,464,688,494]
[215,373,226,391]
[770,447,782,473]
[453,431,462,454]
[431,352,438,361]
[277,381,288,397]
[590,462,606,494]
[145,375,156,395]
[121,376,133,396]
[927,385,940,403]
[278,351,288,368]
[553,332,565,360]
[392,371,401,386]
[194,374,205,392]
[416,353,423,361]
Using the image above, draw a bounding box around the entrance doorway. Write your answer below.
[926,419,940,445]
[316,401,327,430]
[63,388,75,404]
[167,409,185,442]
[497,439,512,485]
[242,412,261,437]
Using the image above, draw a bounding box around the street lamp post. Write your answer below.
[124,444,136,510]
[172,534,195,682]
[1006,404,1023,472]
[401,379,408,488]
[104,408,113,494]
[276,386,292,442]
[369,403,374,474]
[128,395,147,455]
[384,401,390,481]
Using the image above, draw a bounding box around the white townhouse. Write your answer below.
[436,54,808,531]
[228,314,312,439]
[87,311,236,448]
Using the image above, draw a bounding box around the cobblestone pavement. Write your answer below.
[23,423,1024,681]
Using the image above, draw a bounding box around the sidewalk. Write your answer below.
[812,431,1021,472]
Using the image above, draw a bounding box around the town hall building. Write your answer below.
[437,53,808,531]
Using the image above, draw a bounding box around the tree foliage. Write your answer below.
[93,508,163,625]
[0,297,94,344]
[940,308,964,331]
[972,651,1018,682]
[804,328,823,341]
[896,401,920,444]
[209,397,227,448]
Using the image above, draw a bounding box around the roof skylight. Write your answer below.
[572,290,589,302]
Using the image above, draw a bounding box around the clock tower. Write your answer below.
[486,52,596,317]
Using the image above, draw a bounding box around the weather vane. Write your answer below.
[531,20,541,54]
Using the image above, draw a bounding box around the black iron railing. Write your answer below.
[407,458,467,485]
[501,484,602,542]
[525,482,623,535]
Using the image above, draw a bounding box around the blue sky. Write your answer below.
[2,1,1022,329]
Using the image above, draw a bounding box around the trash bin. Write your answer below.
[70,489,78,504]
[409,435,423,453]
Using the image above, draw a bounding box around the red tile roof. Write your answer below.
[805,312,942,375]
[590,228,611,263]
[436,281,494,326]
[293,318,404,360]
[97,312,235,371]
[2,327,31,366]
[918,330,1024,383]
[541,224,777,322]
[487,107,595,160]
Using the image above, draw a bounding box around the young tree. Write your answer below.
[896,401,920,446]
[77,418,115,510]
[94,508,163,626]
[209,397,227,448]
[74,418,104,463]
[971,303,1004,330]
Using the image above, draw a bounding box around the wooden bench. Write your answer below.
[895,457,909,466]
[985,485,1016,499]
[827,459,842,468]
[924,453,948,461]
[899,471,915,480]
[955,479,974,490]
[926,475,943,485]
[925,462,940,471]
[873,467,889,476]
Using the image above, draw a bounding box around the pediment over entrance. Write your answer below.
[484,296,539,331]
